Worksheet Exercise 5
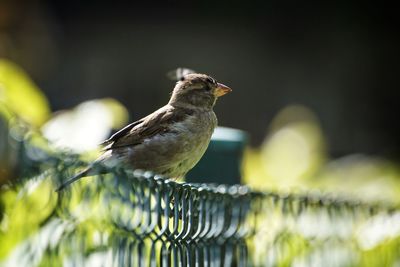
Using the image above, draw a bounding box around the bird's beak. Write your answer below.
[214,83,232,97]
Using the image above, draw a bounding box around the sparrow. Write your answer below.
[56,73,232,191]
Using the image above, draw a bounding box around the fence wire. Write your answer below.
[52,168,254,267]
[2,160,400,267]
[5,161,397,267]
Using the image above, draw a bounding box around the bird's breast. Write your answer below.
[118,111,217,178]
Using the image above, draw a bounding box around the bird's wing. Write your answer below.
[102,105,193,150]
[100,118,145,147]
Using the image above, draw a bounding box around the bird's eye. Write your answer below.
[206,77,215,84]
[204,77,217,91]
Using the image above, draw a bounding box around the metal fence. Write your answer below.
[4,164,397,267]
[54,169,254,267]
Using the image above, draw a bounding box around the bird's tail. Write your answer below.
[55,167,92,192]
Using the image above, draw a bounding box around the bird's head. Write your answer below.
[168,73,232,110]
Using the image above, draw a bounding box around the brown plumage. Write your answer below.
[56,73,231,191]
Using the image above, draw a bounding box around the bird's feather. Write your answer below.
[102,105,194,150]
[100,118,144,148]
[55,167,91,192]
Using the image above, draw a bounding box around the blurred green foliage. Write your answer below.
[0,59,50,127]
[243,105,400,205]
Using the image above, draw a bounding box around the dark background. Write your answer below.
[1,1,398,159]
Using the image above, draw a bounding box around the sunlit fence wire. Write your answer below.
[55,168,254,267]
[3,160,400,267]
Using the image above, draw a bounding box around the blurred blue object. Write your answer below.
[186,127,248,185]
